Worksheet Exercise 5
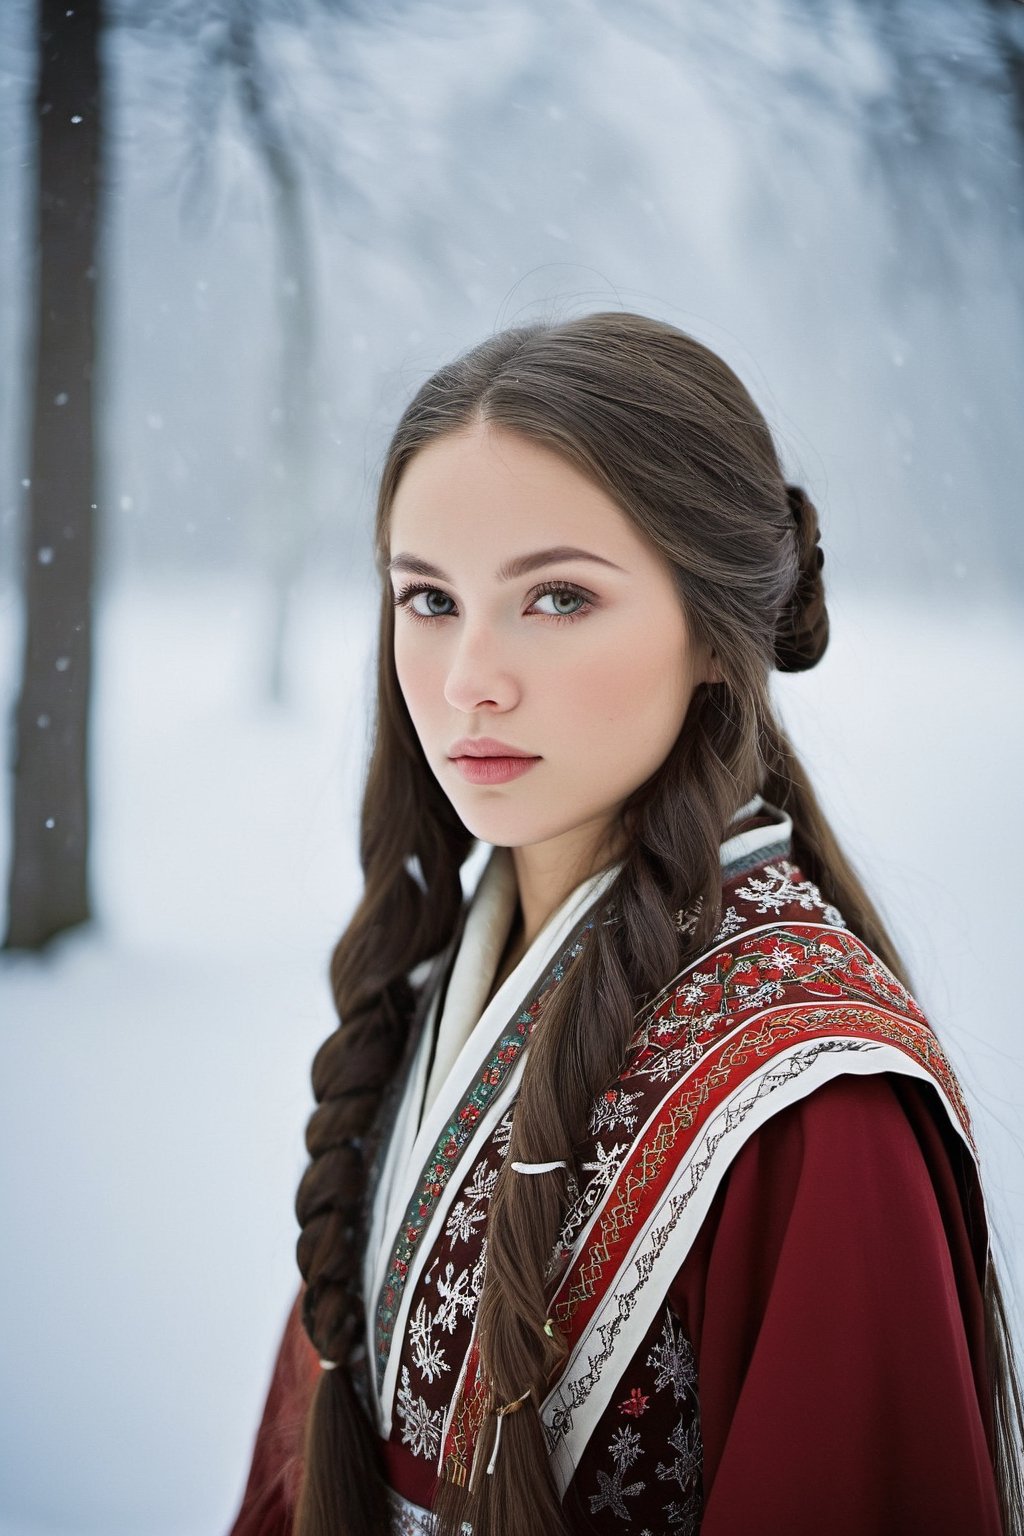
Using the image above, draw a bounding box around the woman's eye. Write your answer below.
[533,587,588,617]
[414,588,455,617]
[396,580,454,617]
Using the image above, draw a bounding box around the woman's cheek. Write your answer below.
[395,647,433,736]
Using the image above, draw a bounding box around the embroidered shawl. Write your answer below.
[356,798,987,1531]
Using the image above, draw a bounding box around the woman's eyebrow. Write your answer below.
[387,545,625,582]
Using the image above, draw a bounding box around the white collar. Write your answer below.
[420,791,791,1128]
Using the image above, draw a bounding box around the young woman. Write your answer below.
[229,312,1023,1536]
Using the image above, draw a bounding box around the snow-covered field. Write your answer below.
[0,574,1021,1535]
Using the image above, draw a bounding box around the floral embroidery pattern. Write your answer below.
[589,1087,644,1136]
[632,922,923,1071]
[619,1387,649,1417]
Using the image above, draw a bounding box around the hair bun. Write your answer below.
[774,483,829,673]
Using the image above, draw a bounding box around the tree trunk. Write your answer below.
[228,0,317,706]
[4,0,103,950]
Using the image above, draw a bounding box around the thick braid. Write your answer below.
[294,660,474,1535]
[434,680,766,1536]
[774,483,829,673]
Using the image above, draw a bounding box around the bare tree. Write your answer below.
[178,0,323,704]
[4,0,104,950]
[221,0,317,705]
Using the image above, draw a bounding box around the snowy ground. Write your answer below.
[0,573,1021,1535]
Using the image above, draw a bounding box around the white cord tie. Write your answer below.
[486,1390,532,1476]
[510,1159,567,1174]
[319,1358,339,1370]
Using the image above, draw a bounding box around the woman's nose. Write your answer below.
[443,622,521,714]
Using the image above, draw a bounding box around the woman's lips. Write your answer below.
[451,755,541,785]
[448,735,542,785]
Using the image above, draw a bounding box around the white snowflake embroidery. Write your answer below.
[396,1365,443,1459]
[444,1198,487,1246]
[735,862,845,926]
[663,1489,702,1534]
[408,1299,449,1384]
[672,903,701,938]
[589,1087,643,1136]
[469,1239,488,1301]
[712,904,745,940]
[647,1313,698,1404]
[492,1109,515,1153]
[464,1160,498,1204]
[589,1423,647,1518]
[673,970,718,1009]
[610,1424,643,1469]
[580,1141,628,1189]
[444,1158,498,1246]
[733,975,790,1009]
[762,936,799,974]
[434,1261,478,1333]
[657,1414,703,1494]
[639,1045,702,1084]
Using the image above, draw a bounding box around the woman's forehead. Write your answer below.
[387,423,648,574]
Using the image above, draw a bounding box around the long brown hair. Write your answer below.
[293,312,1024,1535]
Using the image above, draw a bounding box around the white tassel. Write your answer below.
[486,1389,531,1476]
[485,1414,505,1477]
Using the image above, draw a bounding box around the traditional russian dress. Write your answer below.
[229,797,1003,1535]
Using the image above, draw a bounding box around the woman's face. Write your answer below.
[388,422,718,872]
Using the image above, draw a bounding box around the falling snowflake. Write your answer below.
[408,1299,449,1384]
[396,1365,443,1460]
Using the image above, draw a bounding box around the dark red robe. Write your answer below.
[228,1069,1002,1534]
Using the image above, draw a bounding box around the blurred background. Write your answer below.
[1,1,1022,1531]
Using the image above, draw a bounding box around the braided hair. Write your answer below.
[291,312,1024,1536]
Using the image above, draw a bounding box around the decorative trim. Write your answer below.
[373,923,594,1383]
